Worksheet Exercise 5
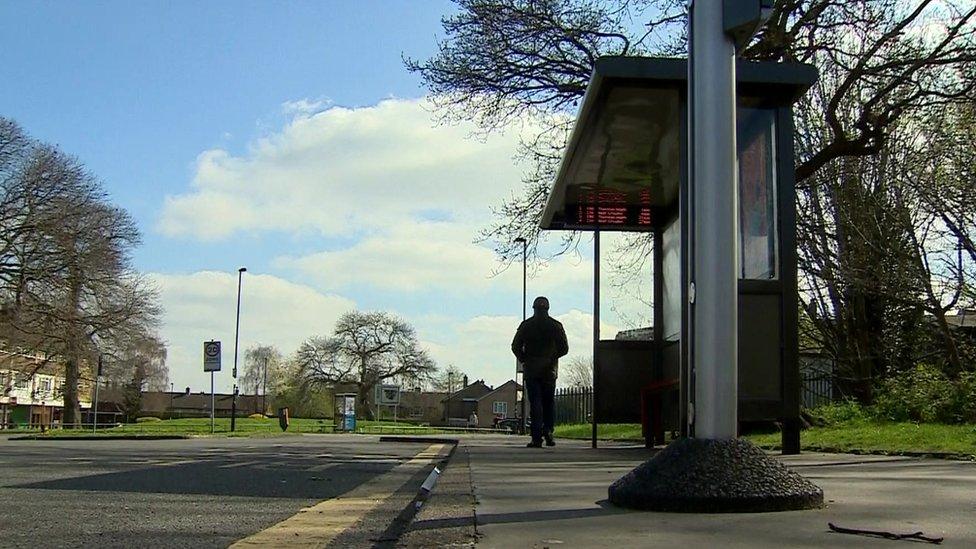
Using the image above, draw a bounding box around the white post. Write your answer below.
[92,377,100,433]
[690,0,739,439]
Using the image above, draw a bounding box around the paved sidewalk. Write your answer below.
[423,435,976,548]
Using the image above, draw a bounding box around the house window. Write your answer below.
[38,378,52,393]
[492,401,508,415]
[14,375,29,389]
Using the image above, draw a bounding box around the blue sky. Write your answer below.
[1,1,650,392]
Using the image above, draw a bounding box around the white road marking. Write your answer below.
[218,460,264,469]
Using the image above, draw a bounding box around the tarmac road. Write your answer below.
[0,434,447,548]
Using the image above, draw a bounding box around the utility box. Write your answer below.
[334,393,357,432]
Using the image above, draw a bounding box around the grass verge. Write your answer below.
[15,417,482,438]
[748,421,976,458]
[553,423,643,441]
[554,420,976,459]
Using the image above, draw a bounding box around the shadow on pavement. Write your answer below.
[478,503,630,526]
[15,458,397,499]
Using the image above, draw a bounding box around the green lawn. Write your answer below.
[748,422,976,457]
[14,417,468,438]
[553,423,643,441]
[554,421,976,458]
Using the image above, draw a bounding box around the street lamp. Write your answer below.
[514,237,527,433]
[262,355,268,416]
[231,266,246,432]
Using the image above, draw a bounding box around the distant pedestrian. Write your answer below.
[468,411,478,428]
[511,296,568,448]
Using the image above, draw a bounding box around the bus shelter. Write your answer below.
[541,56,816,452]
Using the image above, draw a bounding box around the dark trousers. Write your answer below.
[526,377,555,442]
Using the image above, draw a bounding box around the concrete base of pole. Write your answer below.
[608,438,823,512]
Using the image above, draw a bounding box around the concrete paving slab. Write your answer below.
[453,436,976,548]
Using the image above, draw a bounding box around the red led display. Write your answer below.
[573,188,653,228]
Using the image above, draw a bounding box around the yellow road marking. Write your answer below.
[229,444,448,548]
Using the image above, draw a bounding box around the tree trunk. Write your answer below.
[62,352,82,427]
[357,382,375,421]
[61,269,83,427]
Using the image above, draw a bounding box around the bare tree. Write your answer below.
[429,364,468,393]
[560,355,592,388]
[408,1,976,399]
[295,311,437,419]
[106,333,168,392]
[0,117,163,424]
[410,1,976,259]
[242,344,282,397]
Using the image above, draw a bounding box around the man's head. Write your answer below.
[532,296,550,317]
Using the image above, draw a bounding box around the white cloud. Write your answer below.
[153,270,355,393]
[157,97,535,241]
[153,96,650,394]
[275,220,592,295]
[281,97,332,117]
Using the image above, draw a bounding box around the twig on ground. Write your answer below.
[828,522,944,544]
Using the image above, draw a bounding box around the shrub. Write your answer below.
[874,364,955,423]
[135,416,162,423]
[806,400,870,426]
[950,371,976,423]
[248,413,269,420]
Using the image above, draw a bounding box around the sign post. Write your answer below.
[203,341,221,434]
[375,384,400,422]
[92,354,103,433]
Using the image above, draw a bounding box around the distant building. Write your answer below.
[442,378,520,428]
[397,389,448,424]
[0,349,93,428]
[95,386,265,419]
[615,327,654,341]
[946,309,976,334]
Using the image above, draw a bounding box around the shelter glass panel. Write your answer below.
[737,107,778,280]
[662,217,681,342]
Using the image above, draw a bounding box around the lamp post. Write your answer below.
[514,237,527,433]
[262,356,268,415]
[231,267,246,432]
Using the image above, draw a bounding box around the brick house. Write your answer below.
[442,378,520,428]
[0,349,93,428]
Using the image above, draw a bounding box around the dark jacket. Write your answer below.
[511,314,569,381]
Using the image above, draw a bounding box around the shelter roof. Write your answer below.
[541,56,817,232]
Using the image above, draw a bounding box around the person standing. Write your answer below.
[511,296,569,448]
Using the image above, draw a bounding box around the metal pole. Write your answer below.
[231,267,246,432]
[519,238,527,432]
[690,0,738,439]
[262,356,268,415]
[521,239,527,320]
[210,371,215,434]
[592,229,600,449]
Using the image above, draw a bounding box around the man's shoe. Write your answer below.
[545,436,555,447]
[526,440,543,448]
